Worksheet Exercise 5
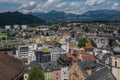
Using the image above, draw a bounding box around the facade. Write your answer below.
[61,67,68,80]
[17,44,37,64]
[52,70,61,80]
[68,60,115,80]
[50,47,66,62]
[96,37,109,48]
[111,47,120,80]
[35,51,51,63]
[68,62,85,80]
[41,62,61,80]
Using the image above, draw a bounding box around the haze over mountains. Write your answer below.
[31,10,120,22]
[0,10,120,26]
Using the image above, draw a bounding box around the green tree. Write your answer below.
[109,39,118,47]
[90,40,97,47]
[28,67,45,80]
[78,38,88,48]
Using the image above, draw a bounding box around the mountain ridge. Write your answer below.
[31,10,120,22]
[0,11,46,26]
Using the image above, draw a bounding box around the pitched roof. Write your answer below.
[74,50,86,54]
[82,54,96,61]
[85,43,93,49]
[0,53,25,80]
[86,67,116,80]
[66,53,80,62]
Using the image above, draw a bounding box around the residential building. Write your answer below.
[68,60,116,80]
[35,50,51,63]
[111,47,120,80]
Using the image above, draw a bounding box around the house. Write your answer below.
[5,25,11,30]
[111,47,120,80]
[96,37,109,48]
[58,54,72,66]
[68,60,116,80]
[85,43,94,54]
[41,61,61,80]
[73,49,96,61]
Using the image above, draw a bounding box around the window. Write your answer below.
[115,61,117,67]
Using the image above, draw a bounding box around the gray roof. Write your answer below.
[76,60,115,80]
[41,61,61,72]
[77,59,96,77]
[86,67,116,80]
[28,61,41,68]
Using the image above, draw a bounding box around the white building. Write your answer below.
[5,25,11,30]
[13,25,19,29]
[49,47,66,62]
[60,42,69,53]
[61,67,68,80]
[21,25,27,30]
[17,44,37,65]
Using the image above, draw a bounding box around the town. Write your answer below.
[0,22,120,80]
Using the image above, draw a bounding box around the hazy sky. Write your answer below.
[0,0,120,14]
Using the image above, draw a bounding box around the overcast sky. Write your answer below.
[0,0,120,14]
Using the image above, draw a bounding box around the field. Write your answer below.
[0,33,7,39]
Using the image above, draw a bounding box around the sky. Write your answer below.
[0,0,120,14]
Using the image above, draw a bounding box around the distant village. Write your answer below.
[0,22,120,80]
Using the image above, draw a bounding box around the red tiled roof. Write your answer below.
[75,50,86,54]
[66,53,79,62]
[82,54,96,61]
[85,43,93,49]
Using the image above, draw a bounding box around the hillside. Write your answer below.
[0,11,46,26]
[31,10,120,22]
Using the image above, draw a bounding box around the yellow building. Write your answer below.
[44,72,52,80]
[34,37,42,44]
[68,63,85,80]
[111,47,120,80]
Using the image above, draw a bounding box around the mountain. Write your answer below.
[31,10,120,22]
[31,10,80,22]
[0,11,46,26]
[80,10,120,21]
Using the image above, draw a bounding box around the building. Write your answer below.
[61,67,68,80]
[41,62,61,80]
[35,50,51,63]
[49,47,66,62]
[68,60,116,80]
[96,37,109,48]
[17,44,37,64]
[5,25,11,30]
[111,47,120,80]
[0,53,25,80]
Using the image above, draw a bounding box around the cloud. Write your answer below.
[112,3,120,10]
[0,0,119,14]
[85,0,109,6]
[18,1,37,13]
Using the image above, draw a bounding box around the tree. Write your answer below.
[90,40,97,47]
[78,38,88,48]
[28,67,45,80]
[109,38,118,47]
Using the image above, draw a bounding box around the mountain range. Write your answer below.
[0,10,120,26]
[31,10,120,22]
[0,12,45,26]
